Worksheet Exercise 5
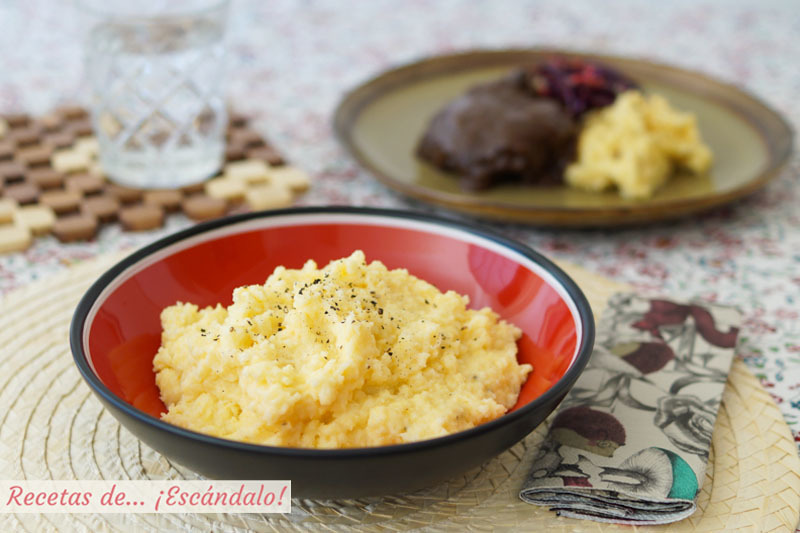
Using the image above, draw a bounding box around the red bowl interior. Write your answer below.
[84,217,580,420]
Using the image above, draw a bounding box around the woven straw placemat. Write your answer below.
[1,252,798,532]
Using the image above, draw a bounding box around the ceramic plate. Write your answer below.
[333,49,793,227]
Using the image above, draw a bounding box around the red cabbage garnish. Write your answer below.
[517,58,638,118]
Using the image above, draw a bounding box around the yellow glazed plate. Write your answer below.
[333,49,793,227]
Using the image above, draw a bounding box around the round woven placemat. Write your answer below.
[1,253,798,532]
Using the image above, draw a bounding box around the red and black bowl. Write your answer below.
[70,207,594,498]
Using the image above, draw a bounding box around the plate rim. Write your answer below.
[332,47,795,227]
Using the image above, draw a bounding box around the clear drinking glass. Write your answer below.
[81,0,230,189]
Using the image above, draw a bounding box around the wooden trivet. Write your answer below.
[0,108,310,253]
[0,254,797,532]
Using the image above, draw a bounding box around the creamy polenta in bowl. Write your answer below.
[71,207,594,498]
[154,250,531,448]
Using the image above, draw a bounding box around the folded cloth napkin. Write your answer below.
[520,293,742,525]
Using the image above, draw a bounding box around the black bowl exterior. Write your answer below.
[71,206,595,499]
[93,387,569,499]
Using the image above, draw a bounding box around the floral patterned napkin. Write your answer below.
[520,293,742,524]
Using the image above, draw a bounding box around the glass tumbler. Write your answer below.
[81,0,230,189]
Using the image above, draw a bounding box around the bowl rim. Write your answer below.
[70,206,595,457]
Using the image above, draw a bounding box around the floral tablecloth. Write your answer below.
[1,0,799,472]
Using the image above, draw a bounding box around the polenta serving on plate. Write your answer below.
[565,90,713,199]
[153,251,530,448]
